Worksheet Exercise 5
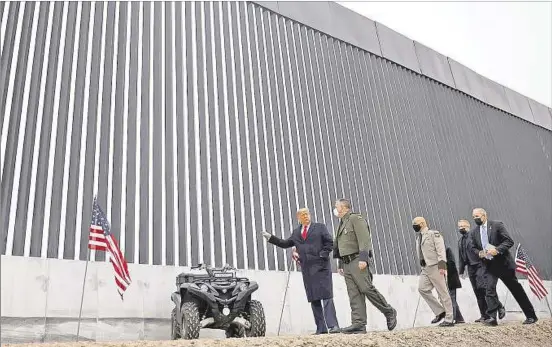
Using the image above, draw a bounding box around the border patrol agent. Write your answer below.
[413,216,454,327]
[333,199,397,333]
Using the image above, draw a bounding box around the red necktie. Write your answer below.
[301,225,308,240]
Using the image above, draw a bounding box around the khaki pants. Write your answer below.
[343,257,394,326]
[418,264,453,322]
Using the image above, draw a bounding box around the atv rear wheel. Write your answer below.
[225,324,245,338]
[180,302,201,339]
[246,300,266,337]
[170,308,181,340]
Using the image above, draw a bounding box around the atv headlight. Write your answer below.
[200,284,209,292]
[232,282,248,295]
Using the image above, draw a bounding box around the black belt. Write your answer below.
[340,253,359,264]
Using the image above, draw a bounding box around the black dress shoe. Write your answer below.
[438,321,454,327]
[431,312,446,324]
[340,325,366,334]
[386,308,397,331]
[523,317,538,325]
[328,326,341,334]
[498,306,506,320]
[483,318,498,326]
[455,320,465,324]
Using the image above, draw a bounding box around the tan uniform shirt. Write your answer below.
[416,228,447,270]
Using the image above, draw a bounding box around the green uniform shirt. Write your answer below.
[334,212,373,265]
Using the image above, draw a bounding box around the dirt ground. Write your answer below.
[5,319,552,347]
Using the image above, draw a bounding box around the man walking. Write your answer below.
[413,216,454,327]
[261,208,340,334]
[468,208,538,326]
[332,199,397,333]
[457,219,499,322]
[445,246,465,323]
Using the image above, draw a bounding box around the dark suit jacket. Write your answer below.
[457,232,482,275]
[468,220,515,273]
[268,223,334,301]
[446,247,462,289]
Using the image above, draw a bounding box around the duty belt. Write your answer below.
[341,253,359,264]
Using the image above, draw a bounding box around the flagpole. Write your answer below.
[76,248,91,341]
[277,254,295,336]
[503,289,509,310]
[544,295,552,318]
[412,295,421,328]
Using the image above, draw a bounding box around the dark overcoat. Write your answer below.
[446,247,462,289]
[268,223,334,302]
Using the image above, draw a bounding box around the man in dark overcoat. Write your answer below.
[261,208,340,334]
[445,246,465,323]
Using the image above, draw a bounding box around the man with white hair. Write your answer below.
[468,208,538,326]
[261,208,340,335]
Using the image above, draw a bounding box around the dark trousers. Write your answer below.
[484,265,536,320]
[311,298,339,333]
[449,288,465,322]
[468,265,489,319]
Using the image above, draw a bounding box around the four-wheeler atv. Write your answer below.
[170,264,266,340]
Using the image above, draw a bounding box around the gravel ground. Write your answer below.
[5,319,551,347]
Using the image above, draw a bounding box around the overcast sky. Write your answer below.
[338,0,552,108]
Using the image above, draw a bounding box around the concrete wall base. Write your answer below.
[2,255,551,343]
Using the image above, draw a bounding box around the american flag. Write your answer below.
[88,198,132,300]
[515,244,548,300]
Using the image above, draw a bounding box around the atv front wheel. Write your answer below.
[180,302,201,339]
[246,300,266,337]
[171,308,181,340]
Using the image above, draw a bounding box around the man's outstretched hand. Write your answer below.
[260,230,271,240]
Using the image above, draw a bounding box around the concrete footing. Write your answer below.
[2,255,551,343]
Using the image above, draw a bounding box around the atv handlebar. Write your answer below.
[190,263,237,275]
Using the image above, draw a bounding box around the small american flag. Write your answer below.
[88,198,132,300]
[515,244,548,300]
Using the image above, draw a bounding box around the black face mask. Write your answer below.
[413,224,422,232]
[474,218,483,226]
[459,228,467,234]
